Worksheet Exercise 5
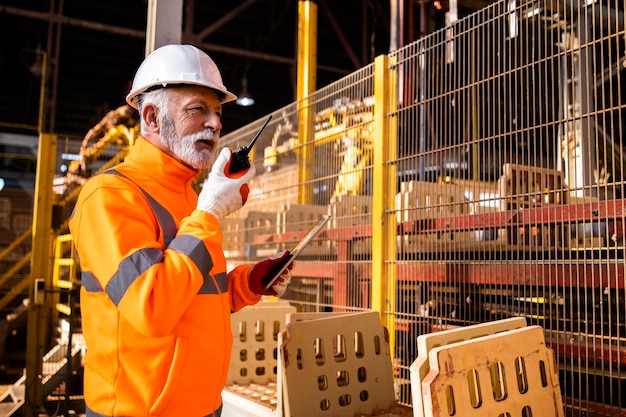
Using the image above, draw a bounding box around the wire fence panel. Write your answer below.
[221,65,376,314]
[222,0,624,414]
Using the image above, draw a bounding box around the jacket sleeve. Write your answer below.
[70,175,230,337]
[227,264,261,312]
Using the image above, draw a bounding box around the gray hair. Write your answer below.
[137,88,170,136]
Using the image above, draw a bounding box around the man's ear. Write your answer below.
[142,104,160,133]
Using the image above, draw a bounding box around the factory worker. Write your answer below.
[69,44,291,417]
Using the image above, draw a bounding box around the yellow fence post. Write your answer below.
[371,55,398,346]
[25,133,57,417]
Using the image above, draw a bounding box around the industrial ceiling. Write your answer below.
[0,0,487,138]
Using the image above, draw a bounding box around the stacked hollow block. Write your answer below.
[498,163,569,250]
[410,317,564,417]
[222,211,278,259]
[280,311,412,417]
[242,163,300,217]
[566,195,606,249]
[395,180,472,252]
[328,195,372,256]
[222,308,412,417]
[393,165,570,253]
[276,203,331,257]
[221,217,247,258]
[222,300,297,417]
[328,195,372,228]
[454,178,501,243]
[223,202,330,260]
[244,211,279,258]
[277,203,328,233]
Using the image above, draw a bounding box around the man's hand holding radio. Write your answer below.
[197,147,256,221]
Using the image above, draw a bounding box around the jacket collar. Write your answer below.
[125,136,201,188]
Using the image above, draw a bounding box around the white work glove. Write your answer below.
[248,251,293,297]
[197,147,256,220]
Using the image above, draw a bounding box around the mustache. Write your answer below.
[184,130,217,143]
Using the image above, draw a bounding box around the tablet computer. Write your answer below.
[264,214,331,290]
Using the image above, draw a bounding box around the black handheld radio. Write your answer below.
[228,115,272,174]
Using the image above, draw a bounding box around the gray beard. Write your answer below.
[160,119,217,170]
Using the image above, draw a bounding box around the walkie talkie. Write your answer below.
[228,115,272,174]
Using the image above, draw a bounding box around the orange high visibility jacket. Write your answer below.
[69,137,261,416]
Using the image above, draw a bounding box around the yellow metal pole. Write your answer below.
[37,50,47,134]
[371,55,398,346]
[296,0,317,205]
[25,133,58,417]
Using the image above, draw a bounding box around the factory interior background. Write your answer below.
[0,0,625,416]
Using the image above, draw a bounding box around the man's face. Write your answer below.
[159,86,223,170]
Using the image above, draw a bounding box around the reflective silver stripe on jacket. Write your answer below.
[105,169,177,247]
[81,169,221,303]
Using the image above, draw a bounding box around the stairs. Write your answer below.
[0,334,85,416]
[0,374,25,415]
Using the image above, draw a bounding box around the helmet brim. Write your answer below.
[126,82,237,109]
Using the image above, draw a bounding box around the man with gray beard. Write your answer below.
[69,44,292,417]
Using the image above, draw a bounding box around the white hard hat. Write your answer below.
[126,44,237,108]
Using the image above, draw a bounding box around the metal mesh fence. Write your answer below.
[221,0,625,413]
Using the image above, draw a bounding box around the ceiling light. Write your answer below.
[236,76,255,107]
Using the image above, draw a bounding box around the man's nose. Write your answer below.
[203,113,222,132]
